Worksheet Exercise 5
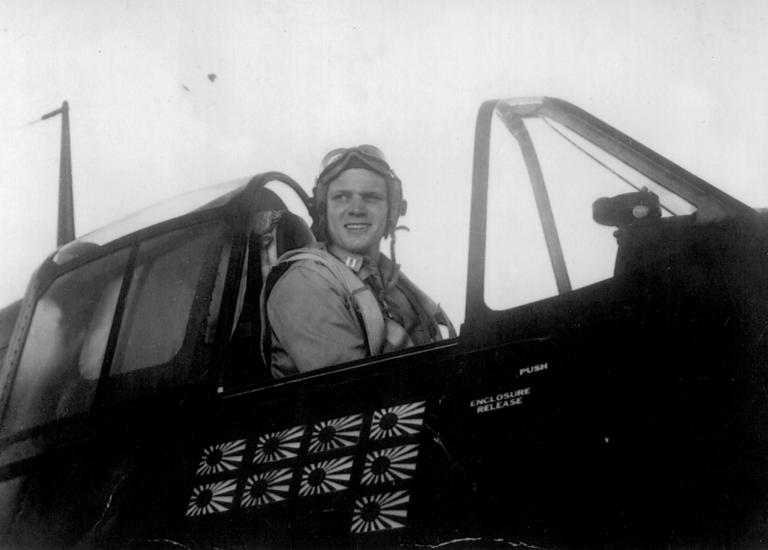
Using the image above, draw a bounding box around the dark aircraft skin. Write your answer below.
[0,300,21,367]
[1,98,767,549]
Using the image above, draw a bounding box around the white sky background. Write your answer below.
[2,0,768,325]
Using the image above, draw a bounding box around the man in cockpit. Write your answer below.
[263,145,453,378]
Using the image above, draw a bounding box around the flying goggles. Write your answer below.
[318,145,398,185]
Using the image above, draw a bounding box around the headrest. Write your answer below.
[254,210,316,287]
[275,211,316,255]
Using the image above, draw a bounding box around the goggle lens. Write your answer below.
[320,144,389,171]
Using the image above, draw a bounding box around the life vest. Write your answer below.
[259,246,455,371]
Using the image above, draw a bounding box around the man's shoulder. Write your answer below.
[269,246,347,297]
[279,246,342,277]
[278,244,333,265]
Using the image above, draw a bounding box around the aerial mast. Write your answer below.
[41,101,74,246]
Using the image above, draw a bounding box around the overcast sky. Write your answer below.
[2,0,768,322]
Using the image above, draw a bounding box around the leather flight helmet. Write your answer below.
[311,145,407,241]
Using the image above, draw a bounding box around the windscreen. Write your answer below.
[1,221,227,435]
[484,108,697,311]
[1,249,130,434]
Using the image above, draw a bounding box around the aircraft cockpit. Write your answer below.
[3,97,758,441]
[1,97,767,549]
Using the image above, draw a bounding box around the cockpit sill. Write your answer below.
[220,338,460,400]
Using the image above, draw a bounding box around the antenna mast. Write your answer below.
[41,101,74,246]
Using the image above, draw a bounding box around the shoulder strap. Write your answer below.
[260,248,387,363]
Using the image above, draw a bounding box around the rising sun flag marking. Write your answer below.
[186,479,238,517]
[184,402,427,529]
[351,491,411,533]
[370,401,426,440]
[252,425,305,464]
[309,414,363,453]
[196,439,247,476]
[242,468,293,508]
[361,444,420,486]
[299,456,354,496]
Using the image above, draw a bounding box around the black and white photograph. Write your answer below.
[1,1,768,548]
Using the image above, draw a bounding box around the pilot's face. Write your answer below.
[326,168,388,258]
